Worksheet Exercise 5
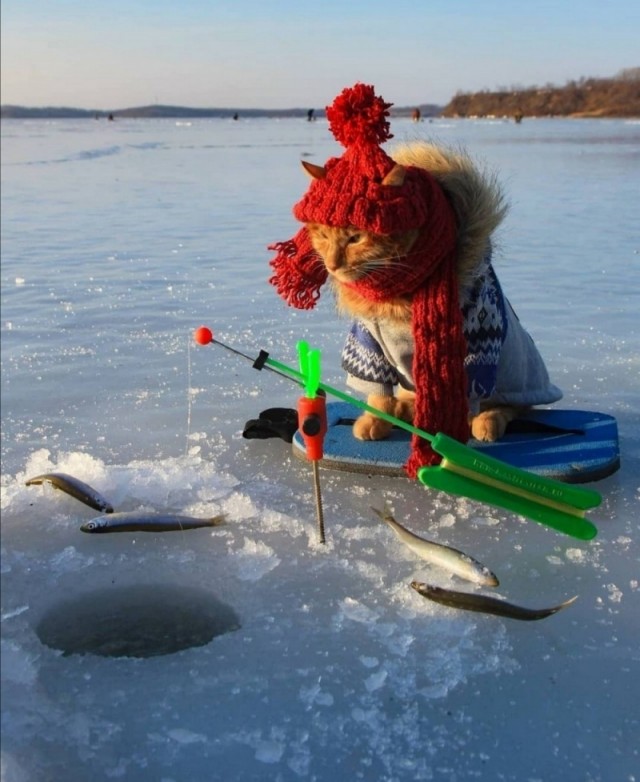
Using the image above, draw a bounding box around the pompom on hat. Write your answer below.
[268,83,470,476]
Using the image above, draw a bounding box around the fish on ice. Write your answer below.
[80,511,226,533]
[26,472,114,514]
[371,506,498,587]
[411,581,577,621]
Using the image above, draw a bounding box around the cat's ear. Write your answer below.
[381,164,406,187]
[301,160,327,180]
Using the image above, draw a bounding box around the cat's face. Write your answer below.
[307,223,419,284]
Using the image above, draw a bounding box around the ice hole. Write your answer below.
[36,584,241,658]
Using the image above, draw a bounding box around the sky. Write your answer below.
[1,0,638,110]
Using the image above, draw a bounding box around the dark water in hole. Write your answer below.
[36,583,241,658]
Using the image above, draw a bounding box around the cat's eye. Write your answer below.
[347,233,362,244]
[308,224,327,240]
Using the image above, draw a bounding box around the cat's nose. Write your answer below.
[325,254,342,272]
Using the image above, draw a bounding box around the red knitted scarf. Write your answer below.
[269,174,470,477]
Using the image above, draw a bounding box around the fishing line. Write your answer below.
[184,270,196,459]
[185,333,193,458]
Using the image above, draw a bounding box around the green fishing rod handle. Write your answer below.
[418,464,598,540]
[430,433,602,510]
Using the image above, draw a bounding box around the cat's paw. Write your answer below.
[470,408,513,442]
[353,414,393,441]
[395,389,415,423]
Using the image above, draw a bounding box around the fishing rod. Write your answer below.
[193,326,601,541]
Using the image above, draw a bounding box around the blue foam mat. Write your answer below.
[292,402,620,483]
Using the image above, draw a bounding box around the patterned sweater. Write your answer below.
[341,258,562,415]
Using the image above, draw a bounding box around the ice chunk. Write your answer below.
[255,740,284,763]
[438,512,456,528]
[0,640,38,686]
[365,669,388,692]
[299,679,334,709]
[234,538,281,581]
[336,597,380,624]
[167,729,207,745]
[50,546,94,573]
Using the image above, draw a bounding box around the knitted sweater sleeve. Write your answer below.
[341,320,400,396]
[461,263,507,410]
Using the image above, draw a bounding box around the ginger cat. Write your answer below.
[306,220,518,443]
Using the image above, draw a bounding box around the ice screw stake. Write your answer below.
[296,341,328,544]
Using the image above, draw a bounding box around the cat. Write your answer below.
[268,105,563,453]
[306,219,519,443]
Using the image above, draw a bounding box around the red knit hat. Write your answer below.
[269,83,470,476]
[293,83,432,233]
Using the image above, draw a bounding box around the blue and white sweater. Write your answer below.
[341,258,562,415]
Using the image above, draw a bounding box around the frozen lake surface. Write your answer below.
[1,115,639,781]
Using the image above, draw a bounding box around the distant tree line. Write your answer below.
[3,70,638,121]
[441,69,640,119]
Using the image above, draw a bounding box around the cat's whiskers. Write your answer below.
[358,254,415,278]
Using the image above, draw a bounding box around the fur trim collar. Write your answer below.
[391,142,508,287]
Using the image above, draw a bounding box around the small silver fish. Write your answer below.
[411,582,577,621]
[80,511,226,533]
[26,472,114,513]
[372,506,498,587]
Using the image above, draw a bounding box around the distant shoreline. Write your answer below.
[2,104,637,122]
[2,105,637,121]
[1,104,445,121]
[3,72,638,121]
